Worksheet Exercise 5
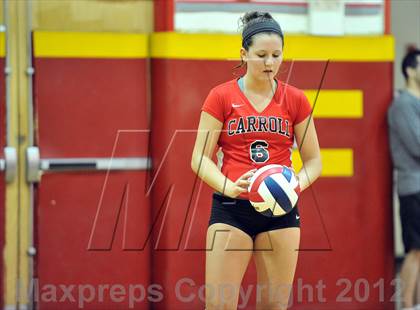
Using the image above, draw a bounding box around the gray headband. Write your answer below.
[242,20,283,48]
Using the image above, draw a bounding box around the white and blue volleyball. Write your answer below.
[248,164,300,217]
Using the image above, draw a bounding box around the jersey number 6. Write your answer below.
[250,140,269,163]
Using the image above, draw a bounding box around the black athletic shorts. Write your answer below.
[399,191,420,253]
[209,193,300,239]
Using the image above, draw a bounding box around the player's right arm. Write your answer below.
[191,111,254,198]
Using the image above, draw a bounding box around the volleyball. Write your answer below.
[248,164,300,217]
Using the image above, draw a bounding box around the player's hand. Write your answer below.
[226,169,256,198]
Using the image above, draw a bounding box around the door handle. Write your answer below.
[1,146,17,183]
[26,146,151,183]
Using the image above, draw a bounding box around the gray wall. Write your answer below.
[391,0,420,91]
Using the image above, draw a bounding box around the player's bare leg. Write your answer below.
[206,223,253,309]
[253,227,300,310]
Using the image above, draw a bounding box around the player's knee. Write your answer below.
[205,300,237,310]
[206,287,239,309]
[256,301,289,310]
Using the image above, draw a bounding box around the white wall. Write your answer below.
[175,0,385,35]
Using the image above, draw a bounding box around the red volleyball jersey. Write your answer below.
[201,78,312,198]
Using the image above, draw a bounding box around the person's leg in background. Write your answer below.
[399,193,420,310]
[415,263,420,309]
[400,249,420,309]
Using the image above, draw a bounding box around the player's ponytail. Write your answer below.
[240,11,274,28]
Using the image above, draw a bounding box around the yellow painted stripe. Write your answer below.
[151,33,394,61]
[32,31,393,61]
[0,32,5,57]
[304,90,363,118]
[151,32,241,60]
[284,36,394,62]
[34,31,148,58]
[292,148,354,177]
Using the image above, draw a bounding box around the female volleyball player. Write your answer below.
[191,12,322,309]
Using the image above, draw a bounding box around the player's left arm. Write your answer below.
[294,115,322,191]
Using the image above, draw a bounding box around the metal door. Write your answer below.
[30,31,152,310]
